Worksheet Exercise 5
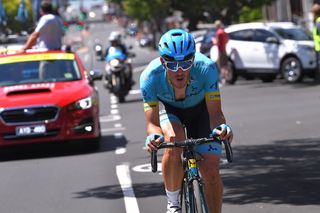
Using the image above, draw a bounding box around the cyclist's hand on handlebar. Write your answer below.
[145,133,164,153]
[211,124,233,143]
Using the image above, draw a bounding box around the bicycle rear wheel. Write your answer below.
[181,179,208,213]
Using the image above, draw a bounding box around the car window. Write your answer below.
[272,27,312,41]
[229,29,254,41]
[0,59,82,86]
[254,29,275,42]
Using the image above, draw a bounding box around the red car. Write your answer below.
[0,49,102,147]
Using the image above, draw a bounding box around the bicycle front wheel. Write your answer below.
[182,179,208,213]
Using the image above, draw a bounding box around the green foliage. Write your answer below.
[3,0,33,32]
[123,0,170,23]
[110,0,277,30]
[239,6,264,23]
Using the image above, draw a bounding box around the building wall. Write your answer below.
[263,0,314,31]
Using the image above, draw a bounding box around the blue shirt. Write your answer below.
[140,52,221,111]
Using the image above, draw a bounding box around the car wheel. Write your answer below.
[281,57,304,83]
[225,60,237,84]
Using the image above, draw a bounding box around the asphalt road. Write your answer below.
[0,21,319,213]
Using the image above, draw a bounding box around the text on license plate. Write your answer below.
[16,125,46,136]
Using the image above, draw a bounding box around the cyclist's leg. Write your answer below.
[187,102,223,213]
[198,154,223,213]
[160,110,185,212]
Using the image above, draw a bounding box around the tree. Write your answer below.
[3,0,33,33]
[111,0,276,31]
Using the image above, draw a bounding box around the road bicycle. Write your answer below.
[151,136,233,213]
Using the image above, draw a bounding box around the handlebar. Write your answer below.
[151,137,233,173]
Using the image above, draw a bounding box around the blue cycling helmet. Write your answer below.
[158,28,195,61]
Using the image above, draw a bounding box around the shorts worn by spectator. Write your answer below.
[20,1,64,52]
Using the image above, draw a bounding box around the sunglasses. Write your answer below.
[163,58,194,72]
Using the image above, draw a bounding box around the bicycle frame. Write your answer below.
[151,137,233,213]
[181,146,208,213]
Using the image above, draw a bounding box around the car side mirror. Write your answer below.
[266,37,280,44]
[89,69,103,81]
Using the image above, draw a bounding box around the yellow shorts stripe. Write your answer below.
[205,91,221,101]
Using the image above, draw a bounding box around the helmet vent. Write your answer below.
[172,33,182,36]
[173,42,177,53]
[163,42,170,51]
[187,40,192,51]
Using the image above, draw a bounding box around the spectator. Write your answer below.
[212,20,229,84]
[20,1,64,52]
[312,3,320,82]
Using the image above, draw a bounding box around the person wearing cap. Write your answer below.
[140,28,233,213]
[212,20,229,85]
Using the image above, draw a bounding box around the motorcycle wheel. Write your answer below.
[118,96,125,103]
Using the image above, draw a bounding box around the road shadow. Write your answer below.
[0,134,128,162]
[222,138,320,205]
[243,77,320,89]
[74,182,165,199]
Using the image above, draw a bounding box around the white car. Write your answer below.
[218,22,316,83]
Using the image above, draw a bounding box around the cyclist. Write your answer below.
[140,28,233,213]
[20,1,64,52]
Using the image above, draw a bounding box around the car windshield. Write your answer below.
[0,58,82,86]
[273,27,312,41]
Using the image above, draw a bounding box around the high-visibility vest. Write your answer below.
[313,17,320,51]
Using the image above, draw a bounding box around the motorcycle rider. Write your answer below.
[104,31,134,87]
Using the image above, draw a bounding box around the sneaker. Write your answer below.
[166,202,181,213]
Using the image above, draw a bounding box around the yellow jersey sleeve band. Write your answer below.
[205,91,221,101]
[144,101,159,112]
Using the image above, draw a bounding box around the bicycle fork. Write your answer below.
[182,157,209,213]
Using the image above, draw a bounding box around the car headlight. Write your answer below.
[68,96,92,111]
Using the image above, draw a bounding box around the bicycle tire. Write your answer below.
[181,179,208,213]
[193,179,208,213]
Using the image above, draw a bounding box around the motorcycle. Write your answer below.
[93,40,104,61]
[103,46,135,103]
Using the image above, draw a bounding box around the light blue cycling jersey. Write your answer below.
[140,52,221,111]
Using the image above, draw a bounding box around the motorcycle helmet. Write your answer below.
[158,28,195,61]
[109,31,121,42]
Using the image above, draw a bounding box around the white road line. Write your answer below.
[116,164,140,213]
[100,115,121,122]
[101,127,126,133]
[111,104,118,109]
[115,147,126,155]
[129,89,141,95]
[114,123,122,128]
[110,109,119,114]
[110,95,118,104]
[114,132,124,138]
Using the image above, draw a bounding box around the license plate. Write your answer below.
[16,125,46,136]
